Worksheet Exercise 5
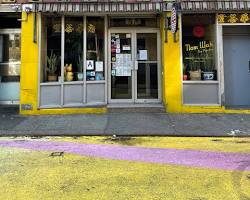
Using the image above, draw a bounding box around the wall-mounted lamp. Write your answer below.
[17,4,37,43]
[17,4,33,22]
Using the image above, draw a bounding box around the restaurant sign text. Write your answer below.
[218,13,250,23]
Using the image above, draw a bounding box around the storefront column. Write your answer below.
[162,13,182,113]
[20,12,39,114]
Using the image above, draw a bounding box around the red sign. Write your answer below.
[192,25,205,38]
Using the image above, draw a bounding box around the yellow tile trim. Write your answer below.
[20,107,107,115]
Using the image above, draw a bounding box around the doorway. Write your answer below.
[0,29,21,104]
[108,29,161,103]
[223,26,250,108]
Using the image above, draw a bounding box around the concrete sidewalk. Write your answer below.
[1,107,250,136]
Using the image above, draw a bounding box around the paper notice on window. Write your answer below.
[116,68,131,77]
[115,68,123,76]
[139,50,148,60]
[86,60,94,70]
[116,54,132,67]
[95,61,103,72]
[115,64,132,76]
[122,45,131,51]
[111,69,116,76]
[124,68,131,76]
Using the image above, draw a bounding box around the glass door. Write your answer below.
[110,32,134,101]
[0,29,21,104]
[109,29,160,103]
[135,32,159,102]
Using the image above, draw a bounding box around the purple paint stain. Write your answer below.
[0,140,249,171]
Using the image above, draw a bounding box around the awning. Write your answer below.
[33,2,172,13]
[176,1,250,13]
[0,4,21,12]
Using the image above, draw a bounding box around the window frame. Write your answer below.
[38,14,107,108]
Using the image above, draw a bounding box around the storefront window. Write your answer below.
[42,17,61,82]
[182,14,217,81]
[86,17,104,81]
[64,17,83,82]
[0,33,20,82]
[40,15,107,107]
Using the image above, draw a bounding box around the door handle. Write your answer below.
[249,60,250,73]
[135,60,138,71]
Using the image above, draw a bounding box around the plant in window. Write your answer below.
[183,64,188,80]
[202,49,215,80]
[188,51,201,80]
[47,51,58,82]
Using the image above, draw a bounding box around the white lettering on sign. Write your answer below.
[185,41,213,52]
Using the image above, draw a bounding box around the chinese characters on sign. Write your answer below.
[218,13,250,23]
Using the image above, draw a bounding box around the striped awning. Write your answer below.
[176,1,250,13]
[33,1,172,13]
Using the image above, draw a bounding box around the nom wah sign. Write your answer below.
[218,13,250,23]
[184,41,213,52]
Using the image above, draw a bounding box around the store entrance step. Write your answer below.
[107,103,165,113]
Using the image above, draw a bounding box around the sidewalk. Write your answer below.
[1,107,250,136]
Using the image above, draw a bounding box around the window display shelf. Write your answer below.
[63,81,84,85]
[86,80,105,84]
[183,80,218,84]
[40,82,61,86]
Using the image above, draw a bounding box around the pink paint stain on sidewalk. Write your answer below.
[0,140,250,171]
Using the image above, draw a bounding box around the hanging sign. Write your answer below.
[171,6,177,34]
[192,25,205,38]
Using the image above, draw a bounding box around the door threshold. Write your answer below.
[107,103,165,113]
[107,102,164,108]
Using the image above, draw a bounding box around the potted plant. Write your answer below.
[183,64,188,80]
[189,51,201,80]
[202,50,215,80]
[47,51,58,82]
[77,55,83,81]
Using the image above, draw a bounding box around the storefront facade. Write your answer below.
[162,0,250,113]
[18,0,250,114]
[20,1,166,114]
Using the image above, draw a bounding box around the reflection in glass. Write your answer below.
[137,63,158,99]
[136,33,158,99]
[86,17,104,81]
[64,17,83,82]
